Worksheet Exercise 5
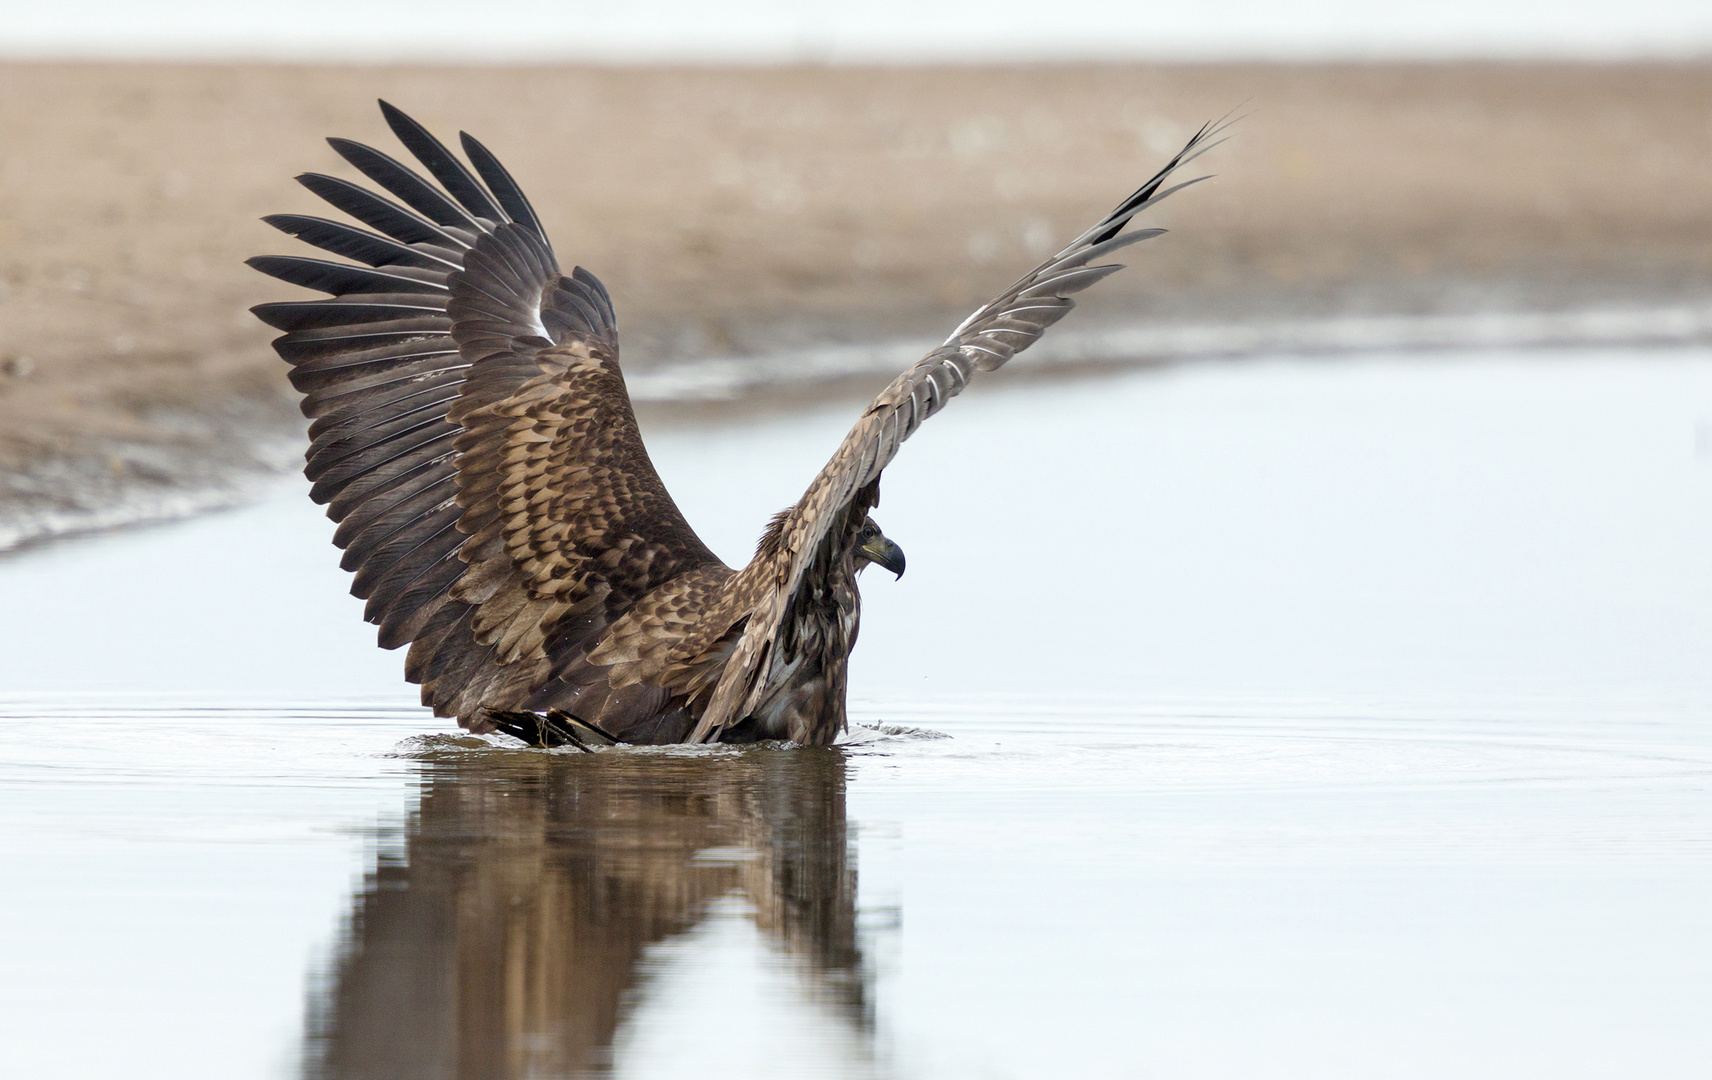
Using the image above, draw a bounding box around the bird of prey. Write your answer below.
[250,102,1220,748]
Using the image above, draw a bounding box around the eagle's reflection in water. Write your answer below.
[303,743,872,1078]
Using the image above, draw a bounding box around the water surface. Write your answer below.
[3,347,1710,1077]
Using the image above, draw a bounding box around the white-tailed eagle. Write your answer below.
[250,102,1221,747]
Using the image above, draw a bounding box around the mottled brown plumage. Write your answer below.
[251,101,1223,746]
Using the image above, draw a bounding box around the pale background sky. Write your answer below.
[3,0,1711,62]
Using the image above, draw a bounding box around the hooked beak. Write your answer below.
[860,535,906,579]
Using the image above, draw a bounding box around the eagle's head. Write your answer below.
[854,516,906,579]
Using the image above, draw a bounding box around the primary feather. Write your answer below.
[251,101,1224,746]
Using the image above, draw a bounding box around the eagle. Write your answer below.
[250,102,1220,748]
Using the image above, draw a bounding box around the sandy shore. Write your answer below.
[2,61,1710,546]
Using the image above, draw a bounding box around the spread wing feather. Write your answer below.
[691,117,1232,741]
[251,101,722,726]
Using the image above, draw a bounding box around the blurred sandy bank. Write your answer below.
[1,60,1709,545]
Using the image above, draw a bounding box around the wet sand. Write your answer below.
[2,61,1710,544]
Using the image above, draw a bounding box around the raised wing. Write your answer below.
[691,119,1231,741]
[251,101,723,724]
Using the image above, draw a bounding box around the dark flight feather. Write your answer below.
[327,138,485,233]
[459,131,548,244]
[252,298,448,333]
[245,256,446,296]
[262,213,459,270]
[294,173,460,247]
[308,372,466,436]
[379,101,509,225]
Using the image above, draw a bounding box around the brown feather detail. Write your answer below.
[419,225,727,723]
[586,565,743,687]
[516,563,756,743]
